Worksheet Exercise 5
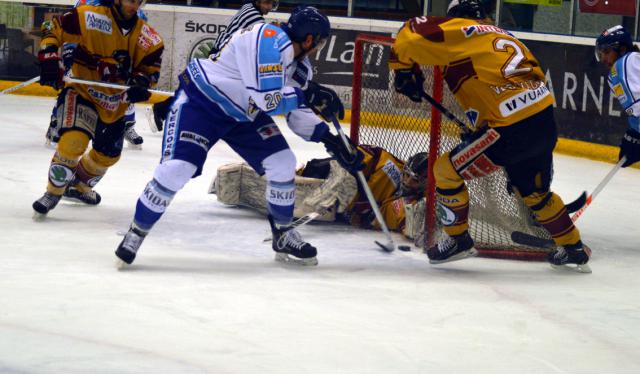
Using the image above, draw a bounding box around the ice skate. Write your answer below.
[115,225,147,268]
[32,192,62,219]
[124,124,143,150]
[63,186,102,205]
[427,231,477,264]
[549,242,592,273]
[268,215,318,266]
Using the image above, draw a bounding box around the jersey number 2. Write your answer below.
[493,38,532,78]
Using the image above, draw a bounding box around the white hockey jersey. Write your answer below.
[609,51,640,132]
[186,22,325,141]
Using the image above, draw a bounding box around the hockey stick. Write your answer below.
[64,76,174,97]
[331,116,395,252]
[262,212,321,243]
[511,157,626,248]
[0,76,40,95]
[420,90,472,135]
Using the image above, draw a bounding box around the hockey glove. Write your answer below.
[393,64,424,103]
[320,132,365,175]
[38,46,64,90]
[619,128,640,167]
[125,73,151,103]
[303,81,345,122]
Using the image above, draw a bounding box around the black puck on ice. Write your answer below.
[398,245,411,251]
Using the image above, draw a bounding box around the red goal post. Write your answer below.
[350,33,552,261]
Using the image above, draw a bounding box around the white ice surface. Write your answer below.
[1,95,639,374]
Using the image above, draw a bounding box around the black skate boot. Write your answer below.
[268,215,318,266]
[115,225,148,267]
[548,241,592,273]
[124,123,143,147]
[32,192,62,218]
[64,186,102,205]
[426,231,477,264]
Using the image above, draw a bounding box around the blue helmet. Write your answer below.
[596,25,633,61]
[281,6,330,49]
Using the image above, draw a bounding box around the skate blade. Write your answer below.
[274,252,318,266]
[429,248,478,265]
[126,142,143,150]
[32,211,47,221]
[551,263,592,274]
[115,259,130,270]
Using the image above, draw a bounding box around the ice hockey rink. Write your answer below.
[1,94,639,373]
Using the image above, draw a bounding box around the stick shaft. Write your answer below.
[421,91,471,135]
[571,156,625,222]
[0,76,40,95]
[64,77,174,96]
[331,117,395,249]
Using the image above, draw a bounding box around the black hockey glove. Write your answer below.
[38,46,64,90]
[303,81,345,122]
[125,73,151,103]
[151,96,174,132]
[619,128,640,167]
[320,132,365,175]
[393,64,425,103]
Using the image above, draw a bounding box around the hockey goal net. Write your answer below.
[350,33,553,261]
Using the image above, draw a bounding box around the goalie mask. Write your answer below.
[400,152,428,198]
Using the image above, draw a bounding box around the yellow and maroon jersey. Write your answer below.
[390,16,553,128]
[349,145,416,231]
[41,5,163,123]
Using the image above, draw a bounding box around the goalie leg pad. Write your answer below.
[213,163,269,214]
[449,128,501,180]
[300,160,356,218]
[523,191,581,247]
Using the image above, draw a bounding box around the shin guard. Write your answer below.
[46,130,89,195]
[433,154,470,236]
[523,191,581,246]
[73,149,120,192]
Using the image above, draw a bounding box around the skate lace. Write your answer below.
[123,231,144,253]
[40,193,61,208]
[125,127,140,141]
[438,235,456,253]
[278,229,306,251]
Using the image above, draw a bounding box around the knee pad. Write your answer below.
[262,149,296,183]
[56,130,90,162]
[153,159,197,192]
[433,153,463,190]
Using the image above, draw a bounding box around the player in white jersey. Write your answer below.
[151,0,279,130]
[115,6,365,267]
[596,25,640,168]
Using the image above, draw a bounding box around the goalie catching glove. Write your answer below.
[619,128,640,167]
[393,64,425,103]
[320,132,365,175]
[303,81,345,121]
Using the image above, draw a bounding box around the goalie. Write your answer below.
[211,146,430,242]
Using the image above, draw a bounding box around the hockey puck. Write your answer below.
[398,245,411,251]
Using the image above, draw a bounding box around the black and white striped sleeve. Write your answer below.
[209,3,265,56]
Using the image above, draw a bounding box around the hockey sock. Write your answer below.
[433,153,470,236]
[134,178,177,232]
[73,149,120,192]
[266,179,295,226]
[523,191,581,246]
[46,130,89,195]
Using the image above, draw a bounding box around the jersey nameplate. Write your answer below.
[85,12,112,35]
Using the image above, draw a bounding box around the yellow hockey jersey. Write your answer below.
[390,17,553,128]
[41,5,164,123]
[349,145,419,232]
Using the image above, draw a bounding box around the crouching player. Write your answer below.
[213,148,429,242]
[32,0,163,217]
